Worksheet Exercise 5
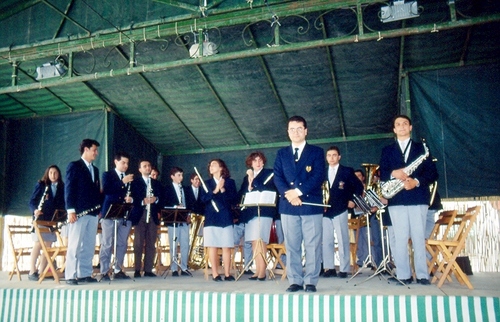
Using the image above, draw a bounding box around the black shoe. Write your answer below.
[172,271,179,277]
[79,276,98,283]
[249,275,259,280]
[416,278,430,285]
[66,279,78,285]
[100,274,110,281]
[28,273,39,281]
[244,270,254,275]
[134,271,141,278]
[322,269,337,278]
[304,284,317,293]
[212,275,222,282]
[392,277,413,285]
[286,284,302,292]
[114,271,130,279]
[338,272,348,278]
[144,272,156,277]
[181,270,192,276]
[224,275,235,281]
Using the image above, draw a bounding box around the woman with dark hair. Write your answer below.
[238,151,277,281]
[28,165,65,281]
[200,159,238,281]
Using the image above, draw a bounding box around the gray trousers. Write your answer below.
[133,213,158,272]
[168,224,190,271]
[322,211,350,273]
[281,213,322,286]
[99,218,132,274]
[65,215,98,279]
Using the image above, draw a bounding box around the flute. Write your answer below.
[194,167,219,212]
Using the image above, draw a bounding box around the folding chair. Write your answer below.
[427,206,480,289]
[267,243,287,280]
[6,224,33,281]
[33,220,67,284]
[426,210,458,277]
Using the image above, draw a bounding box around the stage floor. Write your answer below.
[2,269,499,297]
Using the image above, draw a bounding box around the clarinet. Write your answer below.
[145,178,153,224]
[61,205,101,226]
[123,181,132,226]
[31,185,49,231]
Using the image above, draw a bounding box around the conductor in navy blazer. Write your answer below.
[64,139,102,285]
[273,116,325,293]
[379,115,437,285]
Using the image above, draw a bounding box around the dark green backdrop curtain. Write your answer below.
[410,63,500,198]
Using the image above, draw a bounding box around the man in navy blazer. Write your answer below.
[64,138,102,285]
[273,116,325,293]
[322,146,363,278]
[129,159,162,278]
[379,115,437,285]
[99,152,134,280]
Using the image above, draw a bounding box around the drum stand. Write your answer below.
[236,205,276,282]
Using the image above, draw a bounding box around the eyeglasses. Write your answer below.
[288,127,305,133]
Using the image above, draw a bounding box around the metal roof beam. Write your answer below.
[153,0,200,12]
[0,0,396,64]
[166,132,395,156]
[2,16,499,95]
[51,0,76,40]
[0,0,42,22]
[320,15,346,138]
[41,0,91,36]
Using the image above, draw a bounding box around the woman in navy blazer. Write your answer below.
[200,159,238,281]
[28,165,65,281]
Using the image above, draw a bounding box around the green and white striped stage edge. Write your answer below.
[1,289,499,322]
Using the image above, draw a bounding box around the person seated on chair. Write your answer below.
[28,165,65,281]
[163,167,192,277]
[238,151,277,281]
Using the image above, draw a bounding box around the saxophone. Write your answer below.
[187,213,206,270]
[380,141,429,199]
[322,180,330,212]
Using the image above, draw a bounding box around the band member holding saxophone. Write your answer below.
[28,165,65,281]
[322,146,363,279]
[273,116,325,293]
[65,139,102,285]
[379,115,437,285]
[238,151,277,281]
[99,152,134,280]
[130,159,162,278]
[200,159,238,281]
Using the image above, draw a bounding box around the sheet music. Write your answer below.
[243,191,276,206]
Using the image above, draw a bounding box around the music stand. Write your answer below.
[161,207,191,278]
[100,203,133,282]
[236,191,277,282]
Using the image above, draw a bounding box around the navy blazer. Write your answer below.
[379,140,438,206]
[200,177,237,228]
[273,143,325,215]
[129,176,162,226]
[184,185,205,215]
[238,168,278,223]
[163,182,184,208]
[65,159,102,216]
[101,170,132,219]
[324,165,364,218]
[29,181,65,221]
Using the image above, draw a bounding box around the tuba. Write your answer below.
[361,163,379,191]
[187,213,206,270]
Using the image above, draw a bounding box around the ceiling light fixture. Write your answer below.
[189,30,218,58]
[380,1,420,23]
[36,57,67,80]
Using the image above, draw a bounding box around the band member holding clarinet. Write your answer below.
[273,116,325,293]
[238,151,277,281]
[379,115,437,285]
[99,152,134,280]
[200,159,238,281]
[130,159,162,278]
[64,139,102,285]
[28,165,65,281]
